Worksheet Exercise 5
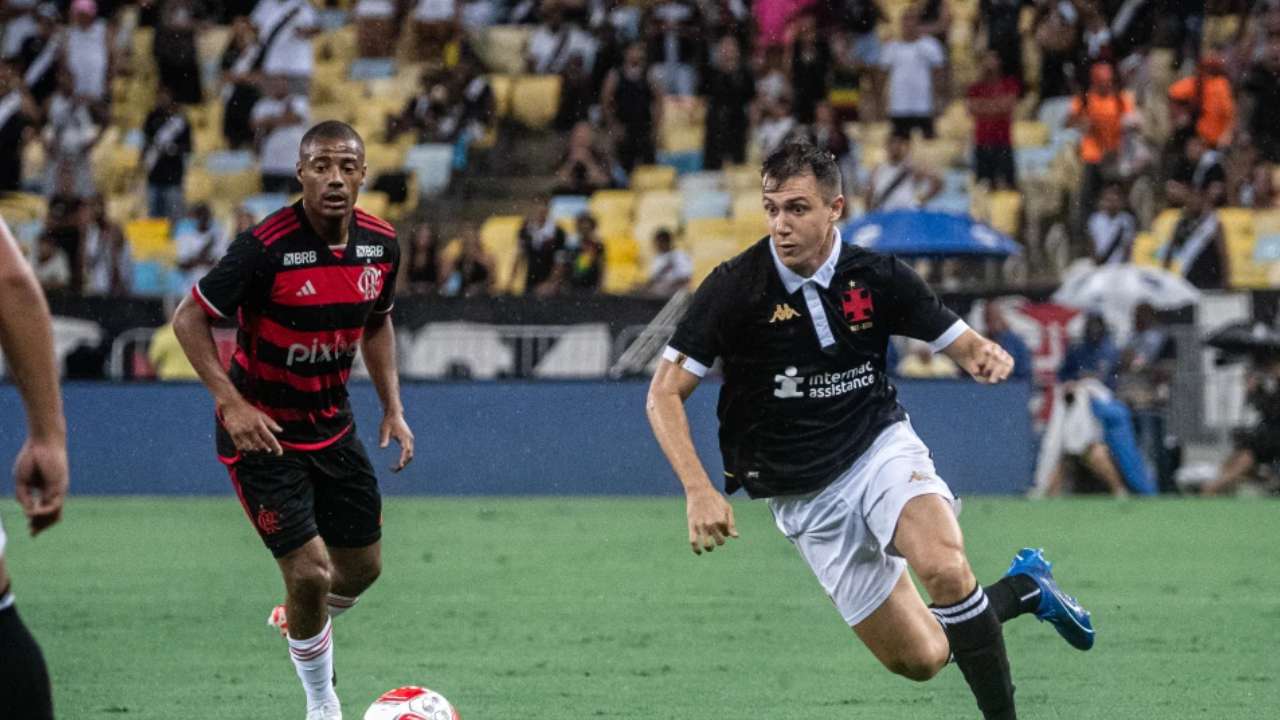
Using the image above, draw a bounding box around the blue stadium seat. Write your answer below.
[1016,147,1056,178]
[131,260,176,297]
[404,144,454,198]
[204,150,256,174]
[349,58,396,81]
[677,171,724,195]
[682,190,731,221]
[242,194,290,221]
[549,195,590,224]
[656,150,702,175]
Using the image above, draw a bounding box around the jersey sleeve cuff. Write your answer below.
[372,302,394,315]
[662,345,711,378]
[191,283,229,320]
[928,319,969,353]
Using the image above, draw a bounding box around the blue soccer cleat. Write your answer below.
[1006,547,1095,651]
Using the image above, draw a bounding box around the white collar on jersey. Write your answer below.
[770,226,843,295]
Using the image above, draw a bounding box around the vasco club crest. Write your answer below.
[842,281,874,331]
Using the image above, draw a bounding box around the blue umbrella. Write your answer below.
[841,209,1021,257]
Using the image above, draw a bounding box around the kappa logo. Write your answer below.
[770,303,802,323]
[357,266,382,301]
[909,470,932,483]
[283,251,317,267]
[295,280,318,297]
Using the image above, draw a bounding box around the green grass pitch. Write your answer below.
[5,497,1277,719]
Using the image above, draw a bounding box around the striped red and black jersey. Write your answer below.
[192,202,400,457]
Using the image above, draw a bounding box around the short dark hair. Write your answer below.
[299,121,364,157]
[761,139,842,203]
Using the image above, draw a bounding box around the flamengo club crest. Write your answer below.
[357,266,383,301]
[842,281,874,332]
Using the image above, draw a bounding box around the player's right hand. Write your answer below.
[13,436,68,536]
[221,400,284,456]
[686,486,738,555]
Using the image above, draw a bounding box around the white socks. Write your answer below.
[288,619,338,710]
[326,593,358,619]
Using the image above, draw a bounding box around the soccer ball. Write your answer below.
[363,686,459,720]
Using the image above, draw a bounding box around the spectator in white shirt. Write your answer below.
[174,203,227,295]
[878,9,945,139]
[1087,182,1137,265]
[250,0,319,96]
[43,67,105,199]
[863,131,942,211]
[641,228,692,297]
[527,5,597,75]
[251,76,310,194]
[65,0,111,102]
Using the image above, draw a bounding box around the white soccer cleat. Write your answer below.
[268,603,288,638]
[305,700,342,720]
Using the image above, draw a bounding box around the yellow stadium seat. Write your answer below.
[480,215,523,291]
[630,164,676,192]
[125,218,174,262]
[988,190,1023,238]
[733,218,768,248]
[0,192,46,224]
[731,193,763,222]
[635,190,681,224]
[482,25,533,75]
[363,143,406,173]
[588,190,636,236]
[356,191,392,220]
[1014,121,1051,148]
[488,74,513,118]
[1131,231,1162,267]
[184,168,214,206]
[1218,208,1266,288]
[510,75,561,130]
[602,233,643,294]
[913,139,962,172]
[722,164,759,193]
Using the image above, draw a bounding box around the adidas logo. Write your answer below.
[296,280,318,297]
[770,303,802,323]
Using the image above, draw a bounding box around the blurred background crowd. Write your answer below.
[3,0,1280,496]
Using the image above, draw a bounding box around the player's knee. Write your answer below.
[917,552,975,605]
[887,651,945,682]
[287,558,333,597]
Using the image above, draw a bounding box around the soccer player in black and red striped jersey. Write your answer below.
[173,121,412,720]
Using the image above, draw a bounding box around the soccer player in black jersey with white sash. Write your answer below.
[174,121,412,720]
[646,141,1094,720]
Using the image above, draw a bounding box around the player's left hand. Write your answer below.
[966,339,1014,384]
[379,411,414,472]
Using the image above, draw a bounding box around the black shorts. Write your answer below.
[225,430,382,558]
[974,145,1017,188]
[890,115,936,140]
[1234,424,1280,465]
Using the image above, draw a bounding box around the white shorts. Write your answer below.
[767,420,957,626]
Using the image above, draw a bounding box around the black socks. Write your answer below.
[932,585,1017,720]
[0,594,55,720]
[985,573,1043,623]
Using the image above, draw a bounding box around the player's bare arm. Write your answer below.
[943,329,1015,384]
[0,216,68,535]
[172,296,284,455]
[361,312,413,472]
[646,358,738,555]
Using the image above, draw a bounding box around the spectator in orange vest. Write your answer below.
[1070,62,1136,230]
[1168,53,1235,149]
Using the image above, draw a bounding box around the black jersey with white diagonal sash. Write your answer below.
[192,202,400,459]
[665,234,964,498]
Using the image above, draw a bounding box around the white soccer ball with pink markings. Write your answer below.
[363,686,459,720]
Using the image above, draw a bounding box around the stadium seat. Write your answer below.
[510,75,561,130]
[731,193,763,222]
[125,218,174,263]
[1014,121,1052,148]
[356,191,392,220]
[184,167,215,206]
[677,171,724,195]
[682,191,731,221]
[1218,208,1266,288]
[488,74,513,118]
[481,25,532,75]
[131,260,178,297]
[733,218,767,248]
[722,164,759,193]
[634,190,681,226]
[480,215,523,292]
[349,58,397,80]
[630,164,677,191]
[0,192,47,224]
[602,233,643,294]
[549,195,590,225]
[655,150,702,175]
[204,150,256,174]
[364,142,407,174]
[588,190,636,236]
[404,143,455,197]
[988,190,1023,237]
[241,194,290,222]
